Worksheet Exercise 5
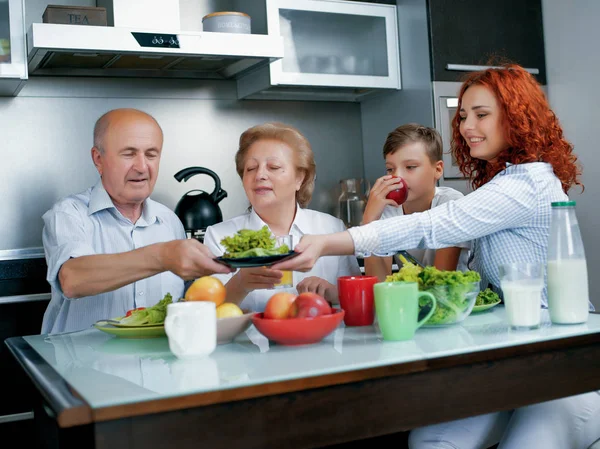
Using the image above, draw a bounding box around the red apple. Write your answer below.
[386,176,408,205]
[289,292,332,318]
[264,292,297,319]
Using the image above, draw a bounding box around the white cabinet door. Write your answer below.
[266,0,400,90]
[0,0,27,95]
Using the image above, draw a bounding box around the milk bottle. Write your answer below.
[547,201,589,324]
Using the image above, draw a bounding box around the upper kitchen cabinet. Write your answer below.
[427,0,546,84]
[237,0,401,102]
[0,0,27,96]
[26,1,283,81]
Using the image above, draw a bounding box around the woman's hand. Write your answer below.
[272,235,327,272]
[362,175,403,224]
[297,276,337,304]
[272,232,355,272]
[234,267,283,292]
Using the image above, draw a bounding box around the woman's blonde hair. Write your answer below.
[235,122,316,208]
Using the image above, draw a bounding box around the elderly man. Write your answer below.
[42,108,231,334]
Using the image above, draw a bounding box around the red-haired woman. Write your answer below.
[274,65,600,447]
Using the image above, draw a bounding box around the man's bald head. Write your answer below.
[93,108,163,153]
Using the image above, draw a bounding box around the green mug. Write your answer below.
[374,282,437,341]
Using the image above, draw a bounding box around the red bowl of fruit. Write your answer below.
[252,309,345,346]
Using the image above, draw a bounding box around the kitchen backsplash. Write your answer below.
[0,76,364,250]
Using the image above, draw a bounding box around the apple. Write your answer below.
[386,176,408,206]
[289,292,332,318]
[264,292,297,319]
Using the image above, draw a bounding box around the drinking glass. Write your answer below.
[273,235,293,289]
[499,263,544,330]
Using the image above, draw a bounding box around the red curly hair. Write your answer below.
[451,64,582,193]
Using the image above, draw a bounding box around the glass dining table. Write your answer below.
[5,306,600,449]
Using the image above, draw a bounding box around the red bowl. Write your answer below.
[252,309,345,346]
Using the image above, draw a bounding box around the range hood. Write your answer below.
[27,23,284,80]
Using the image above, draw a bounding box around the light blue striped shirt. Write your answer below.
[41,180,186,334]
[348,163,575,307]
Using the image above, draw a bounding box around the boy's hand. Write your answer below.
[363,175,403,224]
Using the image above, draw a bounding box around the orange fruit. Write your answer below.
[185,276,226,306]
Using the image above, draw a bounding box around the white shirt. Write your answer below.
[204,206,361,311]
[380,186,470,271]
[348,163,579,307]
[41,181,187,334]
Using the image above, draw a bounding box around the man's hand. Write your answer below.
[297,276,337,304]
[234,267,283,292]
[362,175,403,224]
[160,239,232,280]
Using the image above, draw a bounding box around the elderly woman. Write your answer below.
[204,122,361,312]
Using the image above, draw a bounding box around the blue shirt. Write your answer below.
[348,163,578,307]
[41,181,186,334]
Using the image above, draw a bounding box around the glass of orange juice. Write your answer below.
[273,235,293,289]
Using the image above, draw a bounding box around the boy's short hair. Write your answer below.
[383,123,443,163]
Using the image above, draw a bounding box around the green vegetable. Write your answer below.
[476,288,500,306]
[386,263,481,325]
[220,226,290,259]
[119,293,173,326]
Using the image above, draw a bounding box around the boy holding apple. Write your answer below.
[363,123,470,281]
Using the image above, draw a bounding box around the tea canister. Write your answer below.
[202,12,251,34]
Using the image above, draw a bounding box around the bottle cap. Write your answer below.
[551,201,576,207]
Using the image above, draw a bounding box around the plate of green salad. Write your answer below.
[94,294,173,338]
[471,288,501,313]
[216,226,299,268]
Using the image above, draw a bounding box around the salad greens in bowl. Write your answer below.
[385,260,481,326]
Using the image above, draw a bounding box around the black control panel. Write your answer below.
[131,32,180,49]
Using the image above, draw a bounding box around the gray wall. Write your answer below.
[360,0,434,185]
[0,2,363,250]
[542,0,600,310]
[0,78,362,250]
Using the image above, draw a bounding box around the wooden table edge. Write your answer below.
[4,336,93,427]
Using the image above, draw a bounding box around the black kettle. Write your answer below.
[174,167,228,232]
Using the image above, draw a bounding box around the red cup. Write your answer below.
[337,275,379,326]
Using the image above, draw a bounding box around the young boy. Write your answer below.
[363,123,470,281]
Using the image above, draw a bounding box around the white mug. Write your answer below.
[164,302,216,359]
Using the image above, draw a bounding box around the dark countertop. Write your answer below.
[0,251,50,302]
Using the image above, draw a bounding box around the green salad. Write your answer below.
[119,293,173,326]
[476,288,500,306]
[220,226,290,259]
[386,262,481,325]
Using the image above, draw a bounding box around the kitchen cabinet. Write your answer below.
[0,248,50,444]
[238,0,401,102]
[427,0,546,84]
[0,0,27,96]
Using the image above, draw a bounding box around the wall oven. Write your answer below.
[432,81,463,180]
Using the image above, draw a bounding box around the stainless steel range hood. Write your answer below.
[27,23,284,80]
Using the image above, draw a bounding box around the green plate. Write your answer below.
[94,320,166,338]
[471,301,501,313]
[105,316,165,328]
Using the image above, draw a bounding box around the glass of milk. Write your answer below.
[499,263,544,330]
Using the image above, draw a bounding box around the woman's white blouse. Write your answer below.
[204,206,361,312]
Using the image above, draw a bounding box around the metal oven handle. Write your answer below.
[446,64,540,75]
